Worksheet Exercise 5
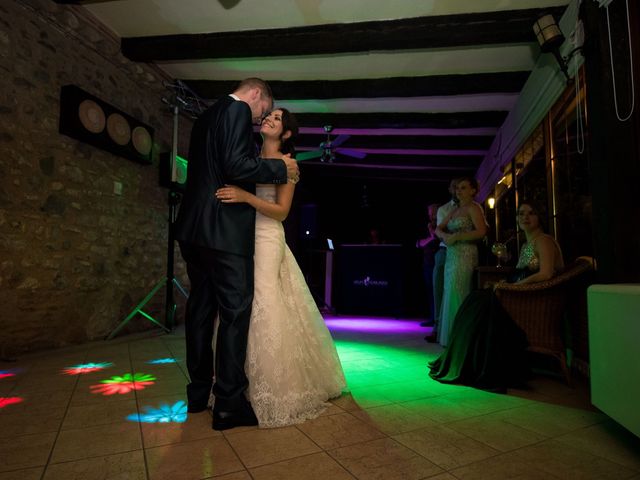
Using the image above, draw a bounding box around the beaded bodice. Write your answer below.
[516,241,540,271]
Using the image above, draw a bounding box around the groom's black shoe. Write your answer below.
[212,399,258,431]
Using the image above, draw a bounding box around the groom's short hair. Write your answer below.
[235,78,273,102]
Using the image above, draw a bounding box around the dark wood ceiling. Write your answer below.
[56,0,569,187]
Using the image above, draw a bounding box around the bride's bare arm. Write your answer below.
[215,183,295,222]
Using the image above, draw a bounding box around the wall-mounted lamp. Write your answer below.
[533,14,570,82]
[487,197,496,209]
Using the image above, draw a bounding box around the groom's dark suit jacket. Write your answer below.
[175,95,287,256]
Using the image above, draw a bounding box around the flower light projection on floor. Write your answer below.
[146,358,178,364]
[62,362,114,375]
[0,397,24,408]
[127,400,188,423]
[90,372,156,395]
[1,370,25,409]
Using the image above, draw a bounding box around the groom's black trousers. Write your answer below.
[179,242,254,411]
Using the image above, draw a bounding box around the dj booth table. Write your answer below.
[332,244,404,316]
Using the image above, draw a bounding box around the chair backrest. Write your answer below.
[494,255,595,361]
[559,256,595,278]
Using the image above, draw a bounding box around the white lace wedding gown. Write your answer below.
[245,184,346,428]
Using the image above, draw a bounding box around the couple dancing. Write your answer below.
[175,78,346,430]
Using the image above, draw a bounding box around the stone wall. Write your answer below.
[0,0,191,357]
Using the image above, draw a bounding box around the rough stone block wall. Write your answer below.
[0,0,191,358]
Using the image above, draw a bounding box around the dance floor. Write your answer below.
[1,315,639,479]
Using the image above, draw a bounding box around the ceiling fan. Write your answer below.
[296,125,366,162]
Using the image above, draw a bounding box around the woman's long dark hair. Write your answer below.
[278,108,299,157]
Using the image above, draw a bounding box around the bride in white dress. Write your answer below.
[215,108,346,428]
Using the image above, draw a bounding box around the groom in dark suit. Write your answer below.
[175,78,300,430]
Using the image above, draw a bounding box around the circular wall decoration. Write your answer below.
[132,126,152,156]
[78,100,106,134]
[106,113,131,146]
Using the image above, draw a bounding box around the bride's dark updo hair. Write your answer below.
[278,108,299,157]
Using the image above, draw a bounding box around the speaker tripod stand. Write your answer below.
[105,188,189,340]
[106,94,197,340]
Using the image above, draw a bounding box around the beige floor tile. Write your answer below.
[554,420,640,471]
[249,452,355,480]
[11,372,78,393]
[351,403,436,435]
[6,389,72,415]
[80,351,131,363]
[420,378,473,396]
[526,375,594,410]
[209,472,252,480]
[0,379,18,395]
[26,357,89,374]
[61,398,137,430]
[492,402,607,437]
[399,395,486,424]
[50,423,142,463]
[131,390,187,405]
[318,401,344,417]
[141,410,222,448]
[328,437,443,480]
[348,386,397,409]
[369,380,442,403]
[330,393,364,412]
[224,426,321,468]
[450,453,564,479]
[446,414,548,451]
[0,467,43,480]
[145,437,243,480]
[512,439,637,479]
[443,388,533,414]
[296,412,386,450]
[393,424,499,470]
[0,432,56,472]
[0,407,65,437]
[6,319,640,480]
[134,381,187,400]
[129,360,183,371]
[43,450,146,480]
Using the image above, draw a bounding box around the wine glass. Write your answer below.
[491,242,508,267]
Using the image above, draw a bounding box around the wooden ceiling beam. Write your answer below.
[184,71,529,100]
[290,111,508,129]
[121,7,565,62]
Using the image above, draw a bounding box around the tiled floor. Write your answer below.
[1,316,639,480]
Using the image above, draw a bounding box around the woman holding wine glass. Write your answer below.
[435,177,488,347]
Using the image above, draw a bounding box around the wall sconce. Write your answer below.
[533,14,570,82]
[487,197,496,209]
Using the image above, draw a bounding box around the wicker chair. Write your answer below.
[494,256,595,384]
